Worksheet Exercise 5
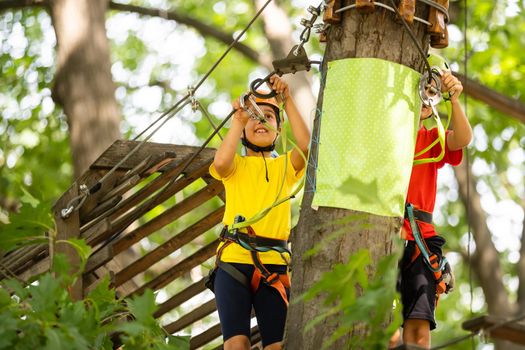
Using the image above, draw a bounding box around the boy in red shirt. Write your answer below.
[396,69,472,348]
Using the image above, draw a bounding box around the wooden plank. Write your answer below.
[190,323,222,350]
[136,151,177,177]
[163,298,217,334]
[80,160,212,245]
[114,206,224,286]
[98,175,139,205]
[2,244,46,274]
[390,345,428,350]
[462,315,525,345]
[83,218,112,245]
[17,256,50,281]
[154,278,207,319]
[78,170,122,224]
[84,244,113,274]
[82,195,123,224]
[52,183,82,300]
[112,181,223,254]
[4,248,48,280]
[91,140,216,171]
[96,151,175,205]
[126,240,218,296]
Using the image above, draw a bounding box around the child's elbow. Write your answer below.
[462,128,473,147]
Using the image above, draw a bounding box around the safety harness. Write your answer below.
[208,216,291,306]
[404,203,452,302]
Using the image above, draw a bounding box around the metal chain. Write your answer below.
[294,4,323,56]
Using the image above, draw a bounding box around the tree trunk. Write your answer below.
[454,160,524,350]
[50,0,121,179]
[454,160,513,316]
[518,199,525,314]
[285,4,430,349]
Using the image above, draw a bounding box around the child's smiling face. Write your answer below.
[244,104,279,147]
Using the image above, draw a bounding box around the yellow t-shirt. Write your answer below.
[209,152,304,265]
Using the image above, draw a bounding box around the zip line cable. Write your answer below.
[60,0,274,218]
[463,1,475,348]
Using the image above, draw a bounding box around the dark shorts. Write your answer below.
[399,236,445,330]
[214,262,289,347]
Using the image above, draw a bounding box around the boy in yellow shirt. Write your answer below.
[209,75,310,350]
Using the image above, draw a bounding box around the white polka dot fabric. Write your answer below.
[312,58,421,217]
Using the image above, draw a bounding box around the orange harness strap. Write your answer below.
[250,251,291,306]
[410,245,447,306]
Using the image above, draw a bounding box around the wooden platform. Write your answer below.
[462,315,525,345]
[0,140,261,349]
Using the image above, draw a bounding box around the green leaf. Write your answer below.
[0,314,18,349]
[125,289,158,324]
[51,253,70,278]
[0,288,11,308]
[29,273,67,316]
[166,335,191,349]
[117,322,148,337]
[43,328,68,350]
[0,200,51,253]
[55,238,92,268]
[20,187,40,207]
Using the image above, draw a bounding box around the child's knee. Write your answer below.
[224,335,251,350]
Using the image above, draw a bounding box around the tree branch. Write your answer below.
[454,72,525,124]
[107,1,271,67]
[0,0,46,11]
[454,160,513,315]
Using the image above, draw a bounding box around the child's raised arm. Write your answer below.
[212,99,249,178]
[269,75,311,171]
[442,71,473,150]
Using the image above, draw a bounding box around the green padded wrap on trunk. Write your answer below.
[312,58,421,217]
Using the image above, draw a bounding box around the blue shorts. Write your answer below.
[214,262,289,347]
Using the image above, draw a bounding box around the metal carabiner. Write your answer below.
[239,93,266,122]
[419,67,442,108]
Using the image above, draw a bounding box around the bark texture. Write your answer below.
[50,0,121,179]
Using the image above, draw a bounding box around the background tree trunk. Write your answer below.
[284,5,430,348]
[50,0,121,179]
[454,160,524,350]
[253,0,316,125]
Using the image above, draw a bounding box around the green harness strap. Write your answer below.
[405,203,447,273]
[413,97,452,166]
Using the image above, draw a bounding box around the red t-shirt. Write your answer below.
[403,127,463,240]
